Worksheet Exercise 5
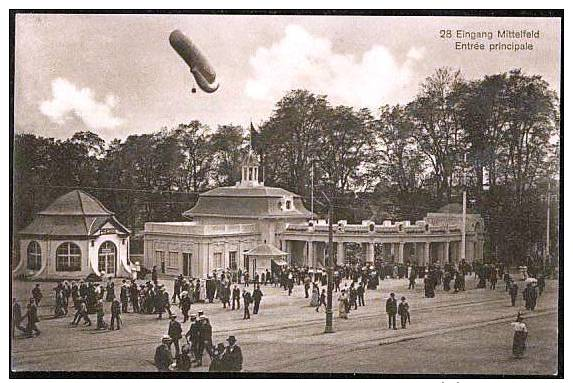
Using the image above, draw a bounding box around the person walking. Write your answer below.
[316,289,326,312]
[185,314,201,365]
[386,292,398,330]
[168,314,183,357]
[105,278,115,302]
[31,284,43,306]
[357,282,366,307]
[110,298,121,330]
[511,312,528,358]
[222,336,243,372]
[408,269,416,290]
[232,285,241,311]
[154,335,173,372]
[24,298,41,337]
[120,280,129,313]
[398,296,410,329]
[180,291,191,323]
[209,343,226,372]
[12,298,26,337]
[252,286,263,314]
[200,316,213,364]
[338,290,348,319]
[96,299,107,330]
[71,298,91,326]
[242,289,252,320]
[509,280,519,307]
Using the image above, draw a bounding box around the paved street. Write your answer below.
[11,273,558,375]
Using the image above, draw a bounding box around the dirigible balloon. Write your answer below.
[169,29,219,93]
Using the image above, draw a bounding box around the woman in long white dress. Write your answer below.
[512,312,528,358]
[338,290,348,319]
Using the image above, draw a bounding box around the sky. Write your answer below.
[14,14,562,142]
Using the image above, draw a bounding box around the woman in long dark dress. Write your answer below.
[512,312,528,358]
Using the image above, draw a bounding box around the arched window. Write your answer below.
[27,241,42,271]
[98,241,117,275]
[56,242,82,272]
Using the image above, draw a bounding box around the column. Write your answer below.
[443,241,450,264]
[467,240,475,262]
[365,242,375,263]
[424,242,430,266]
[336,242,345,265]
[398,242,405,264]
[308,241,315,267]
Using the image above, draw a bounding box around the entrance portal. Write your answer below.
[98,241,117,276]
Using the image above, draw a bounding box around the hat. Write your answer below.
[190,314,197,319]
[401,296,406,301]
[216,342,225,351]
[162,335,171,342]
[169,314,177,319]
[198,310,204,317]
[390,292,395,296]
[226,335,237,344]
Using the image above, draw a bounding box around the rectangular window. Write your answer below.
[213,252,222,269]
[229,251,237,270]
[168,251,178,268]
[155,250,164,265]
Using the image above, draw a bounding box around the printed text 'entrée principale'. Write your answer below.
[439,29,541,52]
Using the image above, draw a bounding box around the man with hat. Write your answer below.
[185,314,202,365]
[180,291,191,323]
[232,285,241,311]
[386,292,398,330]
[154,335,173,372]
[242,289,252,320]
[168,314,183,357]
[222,335,243,372]
[198,316,213,366]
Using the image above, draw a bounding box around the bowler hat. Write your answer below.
[226,335,237,343]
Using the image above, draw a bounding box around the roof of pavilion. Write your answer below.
[19,190,130,237]
[183,185,314,219]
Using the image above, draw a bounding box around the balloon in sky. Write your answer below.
[169,29,219,94]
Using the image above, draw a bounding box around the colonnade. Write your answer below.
[281,238,484,268]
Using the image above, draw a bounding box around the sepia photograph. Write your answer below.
[9,9,563,377]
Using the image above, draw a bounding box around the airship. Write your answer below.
[169,29,219,94]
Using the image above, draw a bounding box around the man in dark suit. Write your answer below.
[357,282,365,307]
[242,290,252,319]
[222,336,243,371]
[232,285,241,310]
[110,298,121,330]
[509,280,519,306]
[25,298,41,337]
[386,292,397,330]
[252,286,263,314]
[168,314,183,357]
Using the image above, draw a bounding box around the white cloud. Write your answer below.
[245,25,425,110]
[40,78,124,130]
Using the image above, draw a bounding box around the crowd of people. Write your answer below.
[12,257,551,369]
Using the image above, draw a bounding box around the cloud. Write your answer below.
[245,25,425,110]
[40,78,124,130]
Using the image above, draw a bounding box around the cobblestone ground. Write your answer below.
[11,272,559,375]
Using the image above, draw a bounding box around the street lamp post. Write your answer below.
[323,192,334,334]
